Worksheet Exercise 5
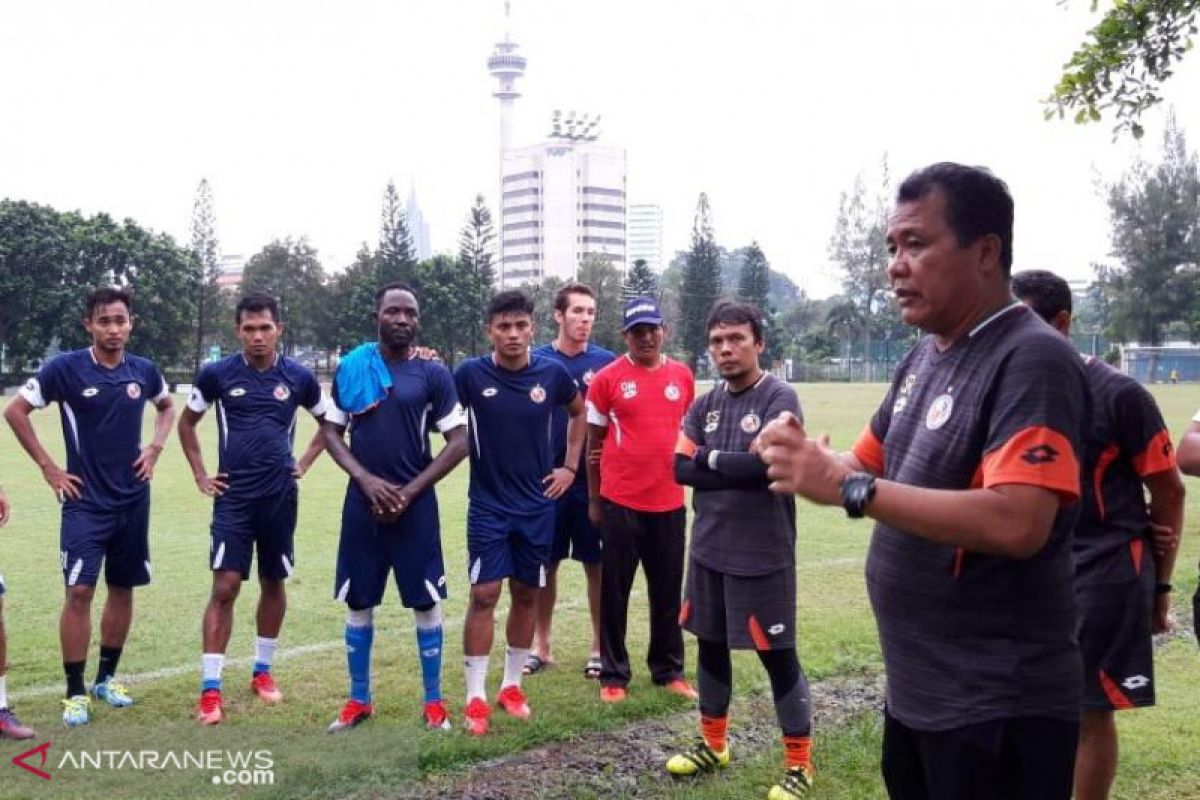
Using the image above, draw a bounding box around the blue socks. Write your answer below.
[416,624,443,702]
[345,621,374,704]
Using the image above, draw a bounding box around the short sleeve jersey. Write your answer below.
[327,356,465,506]
[187,354,325,499]
[454,354,579,514]
[20,348,168,511]
[850,304,1088,732]
[532,342,616,497]
[586,355,695,512]
[1075,358,1175,585]
[679,373,800,576]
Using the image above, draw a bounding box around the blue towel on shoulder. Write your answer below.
[335,343,392,414]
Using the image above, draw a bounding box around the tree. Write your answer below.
[413,255,479,365]
[623,258,657,300]
[578,256,625,353]
[1048,0,1200,138]
[378,180,414,286]
[1103,115,1200,344]
[521,277,565,348]
[678,193,724,371]
[828,168,895,381]
[241,238,329,354]
[328,245,381,353]
[736,241,771,312]
[189,178,226,371]
[458,194,498,356]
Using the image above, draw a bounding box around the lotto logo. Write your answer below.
[1122,675,1150,691]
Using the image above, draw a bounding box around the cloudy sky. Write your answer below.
[3,0,1199,296]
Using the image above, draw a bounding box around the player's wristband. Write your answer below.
[1155,582,1173,595]
[840,472,876,519]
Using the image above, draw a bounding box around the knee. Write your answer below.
[509,584,537,609]
[64,586,95,611]
[209,578,242,607]
[258,578,286,601]
[469,585,501,612]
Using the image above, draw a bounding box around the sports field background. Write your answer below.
[0,384,1198,799]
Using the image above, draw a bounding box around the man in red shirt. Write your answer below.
[586,296,698,703]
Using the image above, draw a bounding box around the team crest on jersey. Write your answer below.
[82,387,99,398]
[892,396,908,415]
[126,382,141,399]
[664,383,681,401]
[740,413,761,434]
[229,387,247,397]
[902,374,917,394]
[621,380,638,399]
[482,387,498,397]
[582,369,595,386]
[273,384,290,401]
[925,393,954,430]
[529,384,546,403]
[704,410,721,433]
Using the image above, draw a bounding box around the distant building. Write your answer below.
[500,129,627,286]
[627,204,664,273]
[407,184,432,262]
[216,254,245,292]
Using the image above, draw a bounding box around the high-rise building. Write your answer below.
[406,184,432,261]
[216,253,245,292]
[627,204,664,273]
[500,127,627,286]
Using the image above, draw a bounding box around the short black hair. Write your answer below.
[374,282,417,309]
[85,286,133,318]
[706,301,763,343]
[487,290,534,322]
[896,162,1014,274]
[554,282,595,313]
[1011,269,1072,323]
[235,293,280,324]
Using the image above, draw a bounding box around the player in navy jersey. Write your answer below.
[321,284,468,734]
[454,290,585,735]
[527,282,614,679]
[5,287,175,728]
[178,294,327,725]
[1013,270,1184,800]
[1,486,37,740]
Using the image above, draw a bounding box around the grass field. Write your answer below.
[0,383,1198,798]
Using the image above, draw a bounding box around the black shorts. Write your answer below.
[210,487,298,581]
[60,497,151,589]
[1077,575,1155,711]
[680,557,796,650]
[881,709,1078,800]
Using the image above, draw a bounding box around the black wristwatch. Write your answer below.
[1155,582,1173,595]
[841,472,877,519]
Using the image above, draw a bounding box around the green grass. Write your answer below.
[0,383,1198,798]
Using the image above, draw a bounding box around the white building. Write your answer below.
[627,204,664,273]
[216,253,245,292]
[500,134,627,286]
[406,184,432,261]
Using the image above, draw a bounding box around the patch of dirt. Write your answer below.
[402,673,885,800]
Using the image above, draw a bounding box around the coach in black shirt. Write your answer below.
[757,163,1089,800]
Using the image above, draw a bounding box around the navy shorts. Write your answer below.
[681,557,796,650]
[552,492,603,564]
[60,497,151,589]
[210,487,298,581]
[1078,574,1155,711]
[467,504,555,588]
[335,491,447,610]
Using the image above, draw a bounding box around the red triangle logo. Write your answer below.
[12,741,52,780]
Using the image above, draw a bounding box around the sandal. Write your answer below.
[523,654,552,675]
[584,656,602,680]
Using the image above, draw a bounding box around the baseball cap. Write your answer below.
[622,296,664,331]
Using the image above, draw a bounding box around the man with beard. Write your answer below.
[321,284,468,733]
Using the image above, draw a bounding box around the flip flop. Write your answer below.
[584,656,602,680]
[523,654,552,675]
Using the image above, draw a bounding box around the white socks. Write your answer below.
[202,653,225,683]
[501,646,529,691]
[464,655,489,702]
[0,675,7,709]
[254,636,278,670]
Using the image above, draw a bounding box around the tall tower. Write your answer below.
[489,1,526,285]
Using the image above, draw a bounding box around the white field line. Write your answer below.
[12,596,587,702]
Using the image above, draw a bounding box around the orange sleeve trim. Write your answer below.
[851,425,885,476]
[675,432,698,458]
[981,426,1080,504]
[1131,429,1176,477]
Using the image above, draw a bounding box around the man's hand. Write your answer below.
[356,473,408,519]
[42,462,84,501]
[755,412,849,505]
[292,462,311,479]
[195,473,229,497]
[1152,592,1172,635]
[0,488,9,526]
[588,497,604,527]
[543,467,574,500]
[1148,521,1178,558]
[133,444,164,481]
